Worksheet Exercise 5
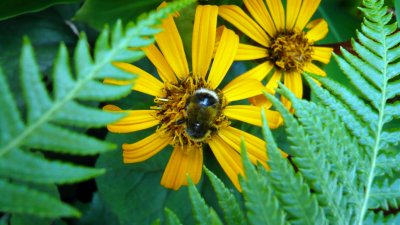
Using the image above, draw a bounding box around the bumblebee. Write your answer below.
[183,88,222,142]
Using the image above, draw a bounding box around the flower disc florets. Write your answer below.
[152,75,229,149]
[269,31,313,73]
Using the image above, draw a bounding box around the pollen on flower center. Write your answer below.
[152,75,229,149]
[269,31,313,73]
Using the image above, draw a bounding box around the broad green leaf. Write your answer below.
[10,214,52,225]
[76,193,119,225]
[95,136,195,225]
[74,0,163,30]
[317,1,361,43]
[0,0,80,20]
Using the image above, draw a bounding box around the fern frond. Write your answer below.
[239,140,287,225]
[204,167,246,225]
[0,178,79,218]
[188,179,224,225]
[0,149,103,184]
[259,108,327,225]
[364,211,400,225]
[265,91,347,224]
[375,151,400,176]
[309,0,400,223]
[368,176,400,210]
[305,75,374,147]
[164,208,183,225]
[0,0,194,218]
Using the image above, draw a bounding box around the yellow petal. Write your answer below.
[208,135,243,191]
[285,0,302,30]
[108,62,164,96]
[306,19,329,42]
[218,126,269,169]
[266,69,282,92]
[219,5,269,47]
[104,106,159,133]
[304,63,327,76]
[213,25,225,51]
[295,0,322,30]
[207,28,238,89]
[282,72,303,111]
[243,0,276,36]
[312,46,333,64]
[236,43,268,60]
[192,5,218,78]
[122,132,171,163]
[224,105,282,129]
[161,145,203,190]
[247,69,281,107]
[155,14,189,79]
[142,44,177,83]
[248,94,272,108]
[223,62,274,90]
[222,79,265,103]
[265,0,285,31]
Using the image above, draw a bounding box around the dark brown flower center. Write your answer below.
[269,31,313,73]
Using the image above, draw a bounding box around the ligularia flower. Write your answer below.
[219,0,333,109]
[104,5,282,191]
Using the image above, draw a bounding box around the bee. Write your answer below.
[180,88,222,142]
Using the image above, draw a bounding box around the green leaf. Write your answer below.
[20,38,53,123]
[54,102,126,128]
[369,177,400,210]
[0,149,104,184]
[240,139,287,225]
[25,124,115,155]
[10,214,53,225]
[395,0,400,28]
[76,193,119,225]
[311,0,400,223]
[375,151,400,176]
[364,211,400,225]
[260,107,328,225]
[74,0,163,30]
[95,144,195,225]
[0,178,79,218]
[0,0,80,20]
[0,69,24,144]
[204,167,246,225]
[317,1,361,43]
[307,74,374,147]
[188,179,223,225]
[164,208,183,225]
[269,86,358,224]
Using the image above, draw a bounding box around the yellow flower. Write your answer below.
[104,5,282,191]
[219,0,333,109]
